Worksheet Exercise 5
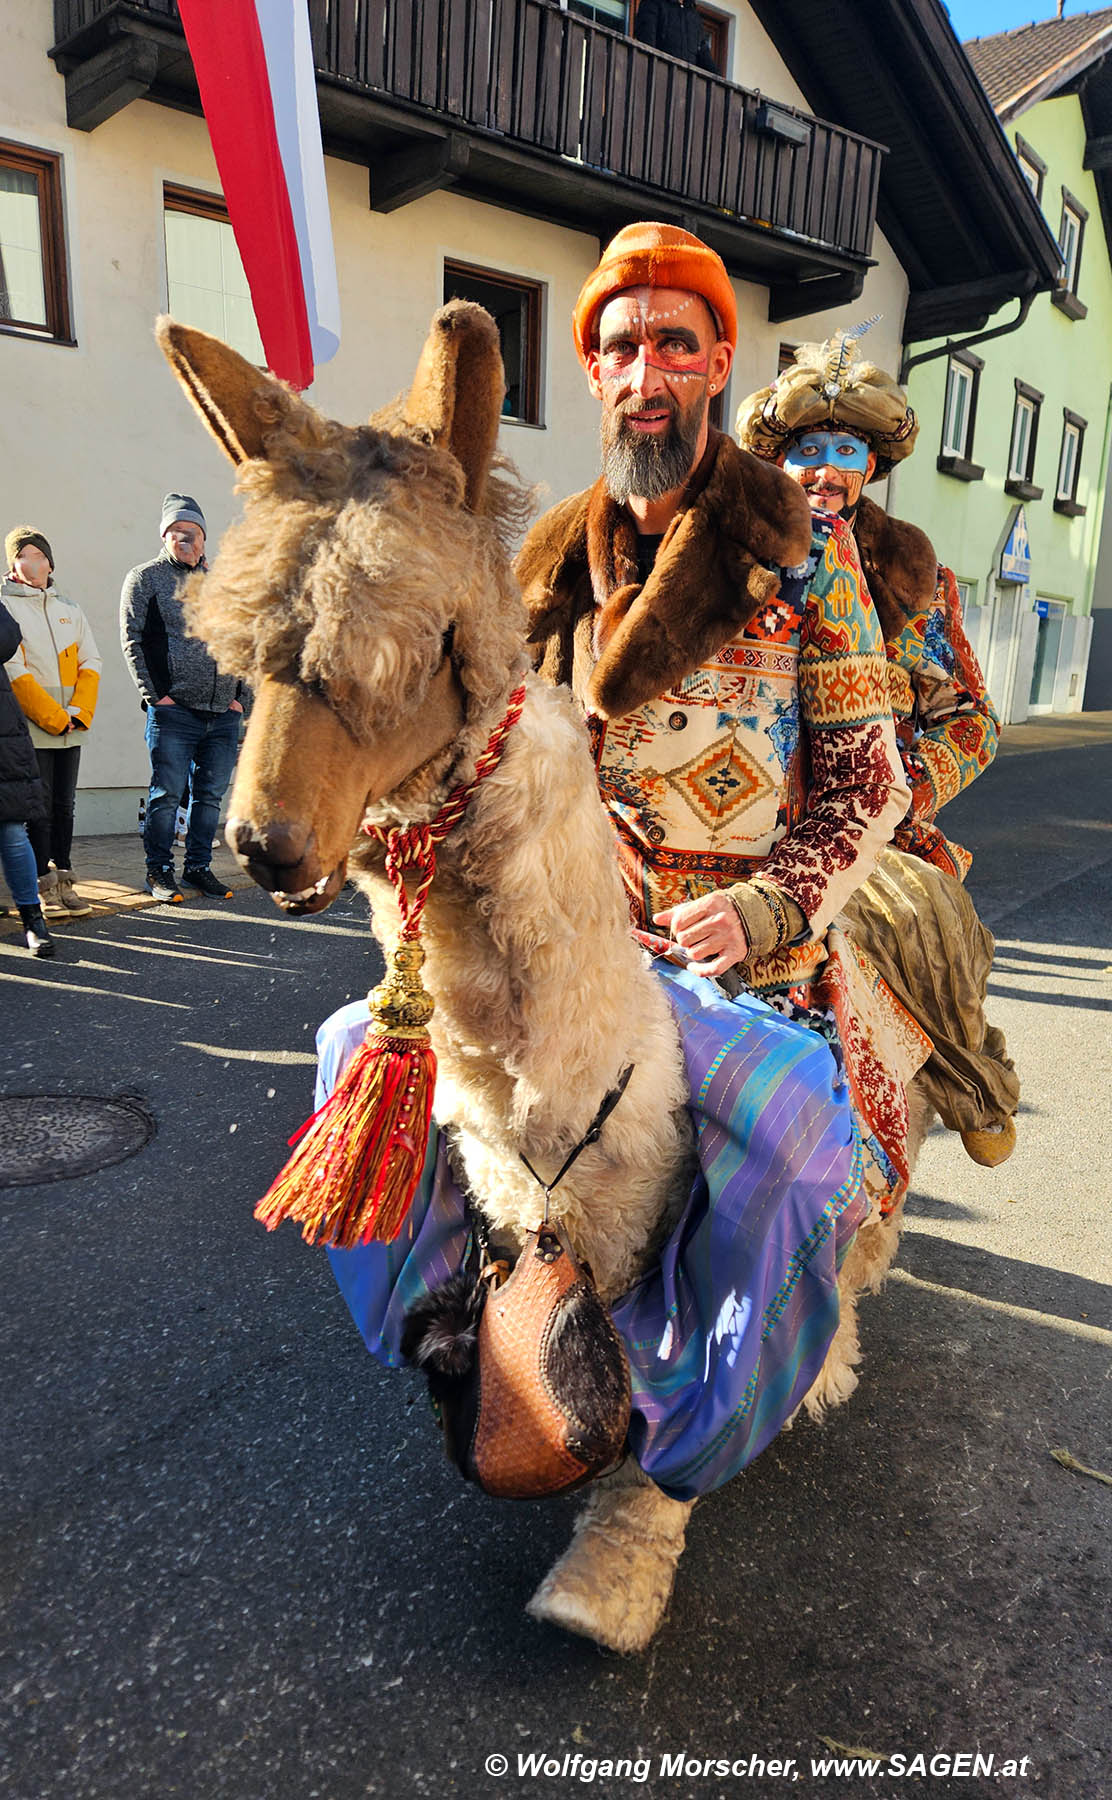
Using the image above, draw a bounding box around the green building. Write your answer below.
[897,9,1112,721]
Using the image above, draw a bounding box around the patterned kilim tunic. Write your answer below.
[887,563,999,881]
[588,513,929,1209]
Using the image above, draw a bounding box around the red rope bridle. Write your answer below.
[361,680,527,940]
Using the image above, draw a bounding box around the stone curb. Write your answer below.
[0,834,253,935]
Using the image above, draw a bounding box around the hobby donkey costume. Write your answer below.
[737,334,1018,1164]
[167,270,937,1651]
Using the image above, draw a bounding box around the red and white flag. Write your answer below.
[177,0,341,389]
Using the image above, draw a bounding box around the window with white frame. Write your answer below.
[1008,396,1035,480]
[942,356,978,458]
[954,579,976,613]
[1007,380,1042,494]
[1055,411,1085,511]
[1058,192,1086,293]
[942,361,973,457]
[163,184,264,365]
[1014,134,1045,204]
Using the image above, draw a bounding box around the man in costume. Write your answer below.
[735,340,1019,1164]
[516,222,930,1217]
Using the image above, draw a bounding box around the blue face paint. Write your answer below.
[782,430,871,475]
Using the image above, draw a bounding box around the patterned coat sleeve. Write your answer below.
[760,517,910,938]
[887,563,999,820]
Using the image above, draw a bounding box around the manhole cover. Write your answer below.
[0,1094,156,1188]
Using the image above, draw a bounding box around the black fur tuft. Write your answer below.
[545,1282,631,1466]
[401,1273,485,1376]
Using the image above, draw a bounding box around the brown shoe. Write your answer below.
[961,1115,1017,1168]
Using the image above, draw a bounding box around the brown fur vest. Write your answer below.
[516,430,813,719]
[853,495,938,645]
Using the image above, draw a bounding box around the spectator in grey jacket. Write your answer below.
[120,494,244,904]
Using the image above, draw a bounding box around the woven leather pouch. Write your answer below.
[470,1220,631,1498]
[403,1220,631,1499]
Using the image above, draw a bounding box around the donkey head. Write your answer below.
[156,302,526,912]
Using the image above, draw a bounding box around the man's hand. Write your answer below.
[653,891,748,978]
[155,696,175,706]
[229,699,243,714]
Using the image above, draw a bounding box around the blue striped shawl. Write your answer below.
[323,964,865,1500]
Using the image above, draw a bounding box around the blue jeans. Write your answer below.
[0,820,40,907]
[144,704,240,872]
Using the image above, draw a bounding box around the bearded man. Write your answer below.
[735,337,1019,1165]
[517,223,930,1219]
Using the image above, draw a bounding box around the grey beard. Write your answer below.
[601,406,703,505]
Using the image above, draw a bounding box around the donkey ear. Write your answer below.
[155,316,312,465]
[402,300,506,513]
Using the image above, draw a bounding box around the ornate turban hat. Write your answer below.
[735,324,918,480]
[572,222,738,366]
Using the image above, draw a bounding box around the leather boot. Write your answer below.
[961,1115,1017,1167]
[54,868,92,915]
[37,868,68,921]
[18,905,56,957]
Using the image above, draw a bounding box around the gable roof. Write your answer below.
[966,9,1112,122]
[966,10,1112,293]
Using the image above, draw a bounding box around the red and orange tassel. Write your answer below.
[255,940,436,1246]
[255,682,527,1251]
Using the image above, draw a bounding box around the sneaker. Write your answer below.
[146,866,184,904]
[183,865,234,899]
[54,869,92,916]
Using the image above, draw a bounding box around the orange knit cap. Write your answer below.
[572,222,737,366]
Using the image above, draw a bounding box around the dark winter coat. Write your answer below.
[0,602,45,826]
[633,0,717,73]
[120,549,245,712]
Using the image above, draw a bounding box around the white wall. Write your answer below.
[2,0,906,826]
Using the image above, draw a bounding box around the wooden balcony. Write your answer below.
[51,0,885,319]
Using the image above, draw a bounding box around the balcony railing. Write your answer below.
[305,0,880,258]
[52,0,884,307]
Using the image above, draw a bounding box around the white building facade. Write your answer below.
[2,1,1058,829]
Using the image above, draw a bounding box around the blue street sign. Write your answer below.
[1035,599,1050,618]
[1000,507,1031,585]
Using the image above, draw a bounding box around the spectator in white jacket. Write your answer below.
[2,526,102,918]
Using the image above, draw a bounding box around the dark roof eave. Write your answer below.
[746,0,1063,301]
[903,269,1040,342]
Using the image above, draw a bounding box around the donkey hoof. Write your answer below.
[526,1539,676,1654]
[526,1483,693,1654]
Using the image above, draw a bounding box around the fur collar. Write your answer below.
[517,430,812,718]
[853,495,938,644]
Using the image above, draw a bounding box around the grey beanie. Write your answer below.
[160,492,206,538]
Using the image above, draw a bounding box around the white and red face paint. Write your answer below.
[594,294,714,396]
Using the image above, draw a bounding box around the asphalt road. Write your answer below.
[1,715,1109,1800]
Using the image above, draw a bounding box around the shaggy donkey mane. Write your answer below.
[183,384,535,749]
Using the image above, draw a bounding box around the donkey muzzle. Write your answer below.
[225,816,347,914]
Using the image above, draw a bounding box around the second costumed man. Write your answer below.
[735,333,1019,1165]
